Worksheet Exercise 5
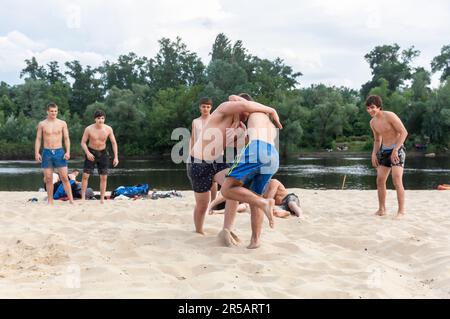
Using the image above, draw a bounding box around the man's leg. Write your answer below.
[43,169,54,205]
[193,191,211,235]
[81,173,90,200]
[99,175,107,204]
[248,204,264,249]
[221,177,274,228]
[288,201,304,218]
[57,167,74,204]
[375,166,391,216]
[210,182,218,201]
[214,169,240,246]
[391,166,405,218]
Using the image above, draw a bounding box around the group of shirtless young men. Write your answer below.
[35,93,408,249]
[35,103,118,205]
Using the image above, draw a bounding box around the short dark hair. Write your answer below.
[94,109,106,119]
[238,93,253,101]
[71,169,80,174]
[199,97,212,106]
[365,95,383,110]
[47,102,58,110]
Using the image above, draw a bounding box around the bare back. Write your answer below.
[191,110,239,161]
[247,112,277,145]
[370,111,403,146]
[86,124,112,150]
[39,119,67,149]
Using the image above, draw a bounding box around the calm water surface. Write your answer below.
[0,155,449,191]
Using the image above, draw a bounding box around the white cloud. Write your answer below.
[0,30,106,82]
[0,0,449,88]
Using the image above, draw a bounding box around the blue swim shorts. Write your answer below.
[227,140,279,195]
[41,148,67,169]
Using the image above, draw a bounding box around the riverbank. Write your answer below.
[1,189,449,298]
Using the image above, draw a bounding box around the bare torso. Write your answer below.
[191,111,240,161]
[86,124,112,150]
[370,111,401,146]
[40,119,66,149]
[191,116,209,152]
[247,112,277,145]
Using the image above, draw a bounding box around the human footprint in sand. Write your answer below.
[367,95,408,218]
[221,93,281,249]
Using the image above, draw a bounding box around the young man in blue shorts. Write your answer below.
[221,94,281,249]
[35,102,74,204]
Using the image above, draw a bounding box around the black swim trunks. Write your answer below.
[279,193,300,215]
[83,147,109,175]
[377,145,406,168]
[187,157,231,193]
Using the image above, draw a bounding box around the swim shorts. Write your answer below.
[377,145,406,168]
[279,193,300,214]
[227,140,279,195]
[83,147,109,175]
[187,157,231,193]
[41,148,67,169]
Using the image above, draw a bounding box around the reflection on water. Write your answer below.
[0,155,449,191]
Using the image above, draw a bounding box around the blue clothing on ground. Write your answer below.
[53,179,76,199]
[227,140,279,195]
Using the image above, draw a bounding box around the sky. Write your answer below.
[1,0,449,89]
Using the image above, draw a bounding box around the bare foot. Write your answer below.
[195,229,206,235]
[218,228,239,247]
[247,241,261,249]
[374,210,387,216]
[394,211,405,219]
[229,230,241,244]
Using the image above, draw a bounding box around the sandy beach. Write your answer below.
[0,189,449,299]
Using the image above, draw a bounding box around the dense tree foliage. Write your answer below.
[0,35,449,159]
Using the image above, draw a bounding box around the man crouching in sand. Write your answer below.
[221,93,281,249]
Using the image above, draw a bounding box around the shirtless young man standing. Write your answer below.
[189,97,217,201]
[367,95,408,218]
[35,102,74,204]
[221,94,281,249]
[188,95,282,246]
[80,110,119,204]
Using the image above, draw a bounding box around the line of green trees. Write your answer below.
[0,34,449,159]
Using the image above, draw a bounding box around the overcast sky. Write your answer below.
[1,0,449,89]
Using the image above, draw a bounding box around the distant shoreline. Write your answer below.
[0,149,447,161]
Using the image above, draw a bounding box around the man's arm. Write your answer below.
[370,121,382,168]
[35,122,42,162]
[389,113,408,164]
[81,128,95,161]
[218,100,283,128]
[228,95,247,102]
[109,127,119,167]
[62,121,71,160]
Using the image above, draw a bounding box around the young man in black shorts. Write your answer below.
[81,110,119,203]
[367,95,408,218]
